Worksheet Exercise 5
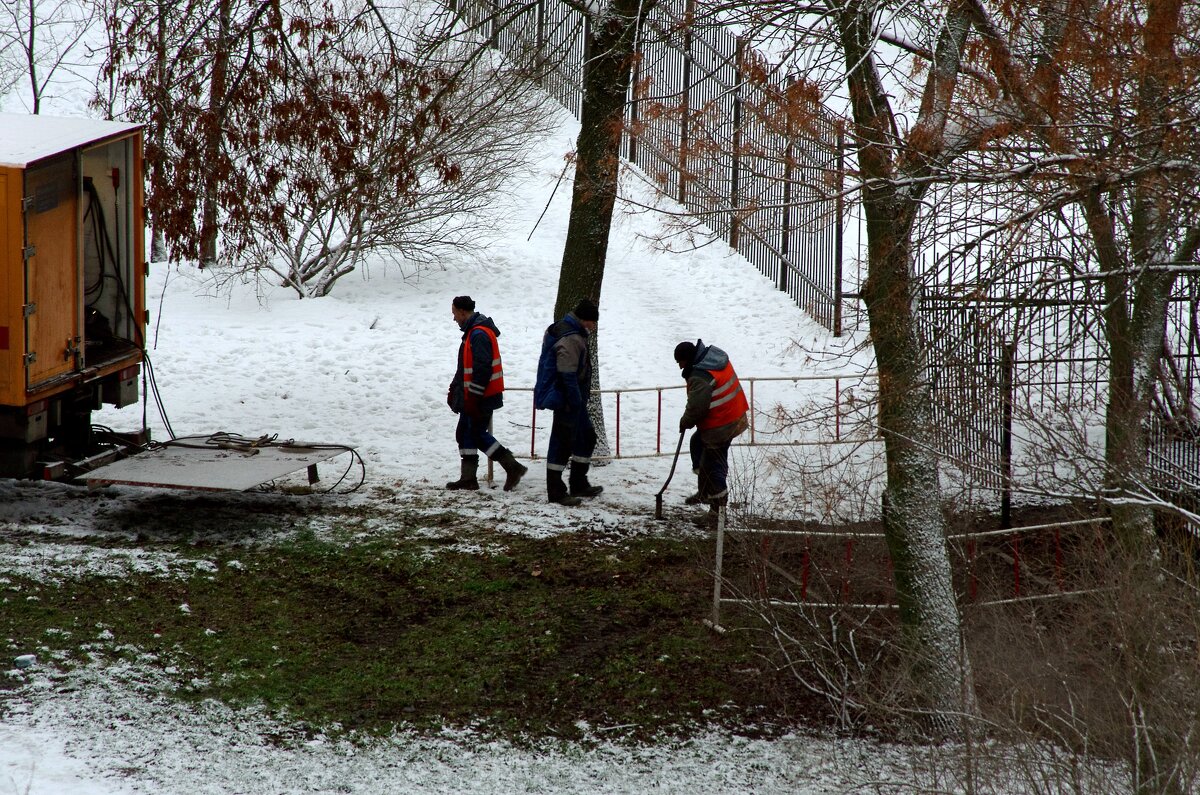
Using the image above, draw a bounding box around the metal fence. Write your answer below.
[910,181,1200,504]
[451,0,1200,507]
[455,0,846,334]
[498,372,877,462]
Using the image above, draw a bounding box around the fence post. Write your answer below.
[800,538,810,600]
[729,36,744,252]
[657,388,663,454]
[536,0,545,63]
[627,25,640,165]
[678,0,695,205]
[711,508,726,627]
[1054,527,1064,591]
[615,391,622,458]
[779,74,795,296]
[758,535,771,597]
[780,147,792,294]
[748,378,756,445]
[578,13,591,120]
[841,537,854,602]
[834,124,844,337]
[835,377,841,442]
[1001,338,1015,529]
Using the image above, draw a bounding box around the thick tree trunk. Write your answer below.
[1098,0,1189,561]
[555,0,649,456]
[1103,270,1171,555]
[838,0,977,731]
[553,0,644,318]
[864,204,978,730]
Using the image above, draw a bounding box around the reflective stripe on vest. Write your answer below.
[462,326,505,399]
[698,361,749,431]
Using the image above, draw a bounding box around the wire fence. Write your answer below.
[706,512,1114,627]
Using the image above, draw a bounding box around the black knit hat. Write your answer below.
[452,295,475,311]
[674,340,698,367]
[573,298,599,321]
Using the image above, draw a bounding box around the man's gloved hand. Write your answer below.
[679,418,688,433]
[447,386,456,411]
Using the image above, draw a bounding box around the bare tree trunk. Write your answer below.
[200,0,231,268]
[555,0,650,455]
[838,0,978,731]
[992,0,1199,783]
[150,0,169,265]
[864,200,978,731]
[1098,0,1193,562]
[1100,229,1173,556]
[25,0,39,114]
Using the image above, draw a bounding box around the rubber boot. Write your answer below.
[684,474,705,505]
[569,463,604,498]
[445,456,480,490]
[547,469,582,506]
[494,447,528,492]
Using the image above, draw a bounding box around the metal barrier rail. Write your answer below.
[506,371,878,459]
[708,514,1112,626]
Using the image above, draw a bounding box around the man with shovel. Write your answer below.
[673,340,749,513]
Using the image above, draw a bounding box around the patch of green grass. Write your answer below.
[0,528,799,742]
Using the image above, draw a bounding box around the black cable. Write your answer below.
[141,352,175,440]
[83,191,107,300]
[158,432,366,493]
[82,179,144,350]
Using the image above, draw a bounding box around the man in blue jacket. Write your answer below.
[446,295,527,491]
[544,298,603,506]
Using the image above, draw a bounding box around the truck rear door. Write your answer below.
[23,154,80,390]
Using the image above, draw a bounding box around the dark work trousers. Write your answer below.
[456,409,499,458]
[546,404,597,472]
[689,431,732,500]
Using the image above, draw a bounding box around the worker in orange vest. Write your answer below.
[674,339,749,511]
[446,295,527,491]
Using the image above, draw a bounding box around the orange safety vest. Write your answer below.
[698,361,748,430]
[462,325,504,399]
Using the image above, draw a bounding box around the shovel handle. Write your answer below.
[656,430,686,499]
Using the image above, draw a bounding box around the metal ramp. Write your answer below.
[84,435,353,492]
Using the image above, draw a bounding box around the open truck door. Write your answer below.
[24,154,81,389]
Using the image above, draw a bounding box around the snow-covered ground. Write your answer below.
[0,87,907,793]
[3,659,921,794]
